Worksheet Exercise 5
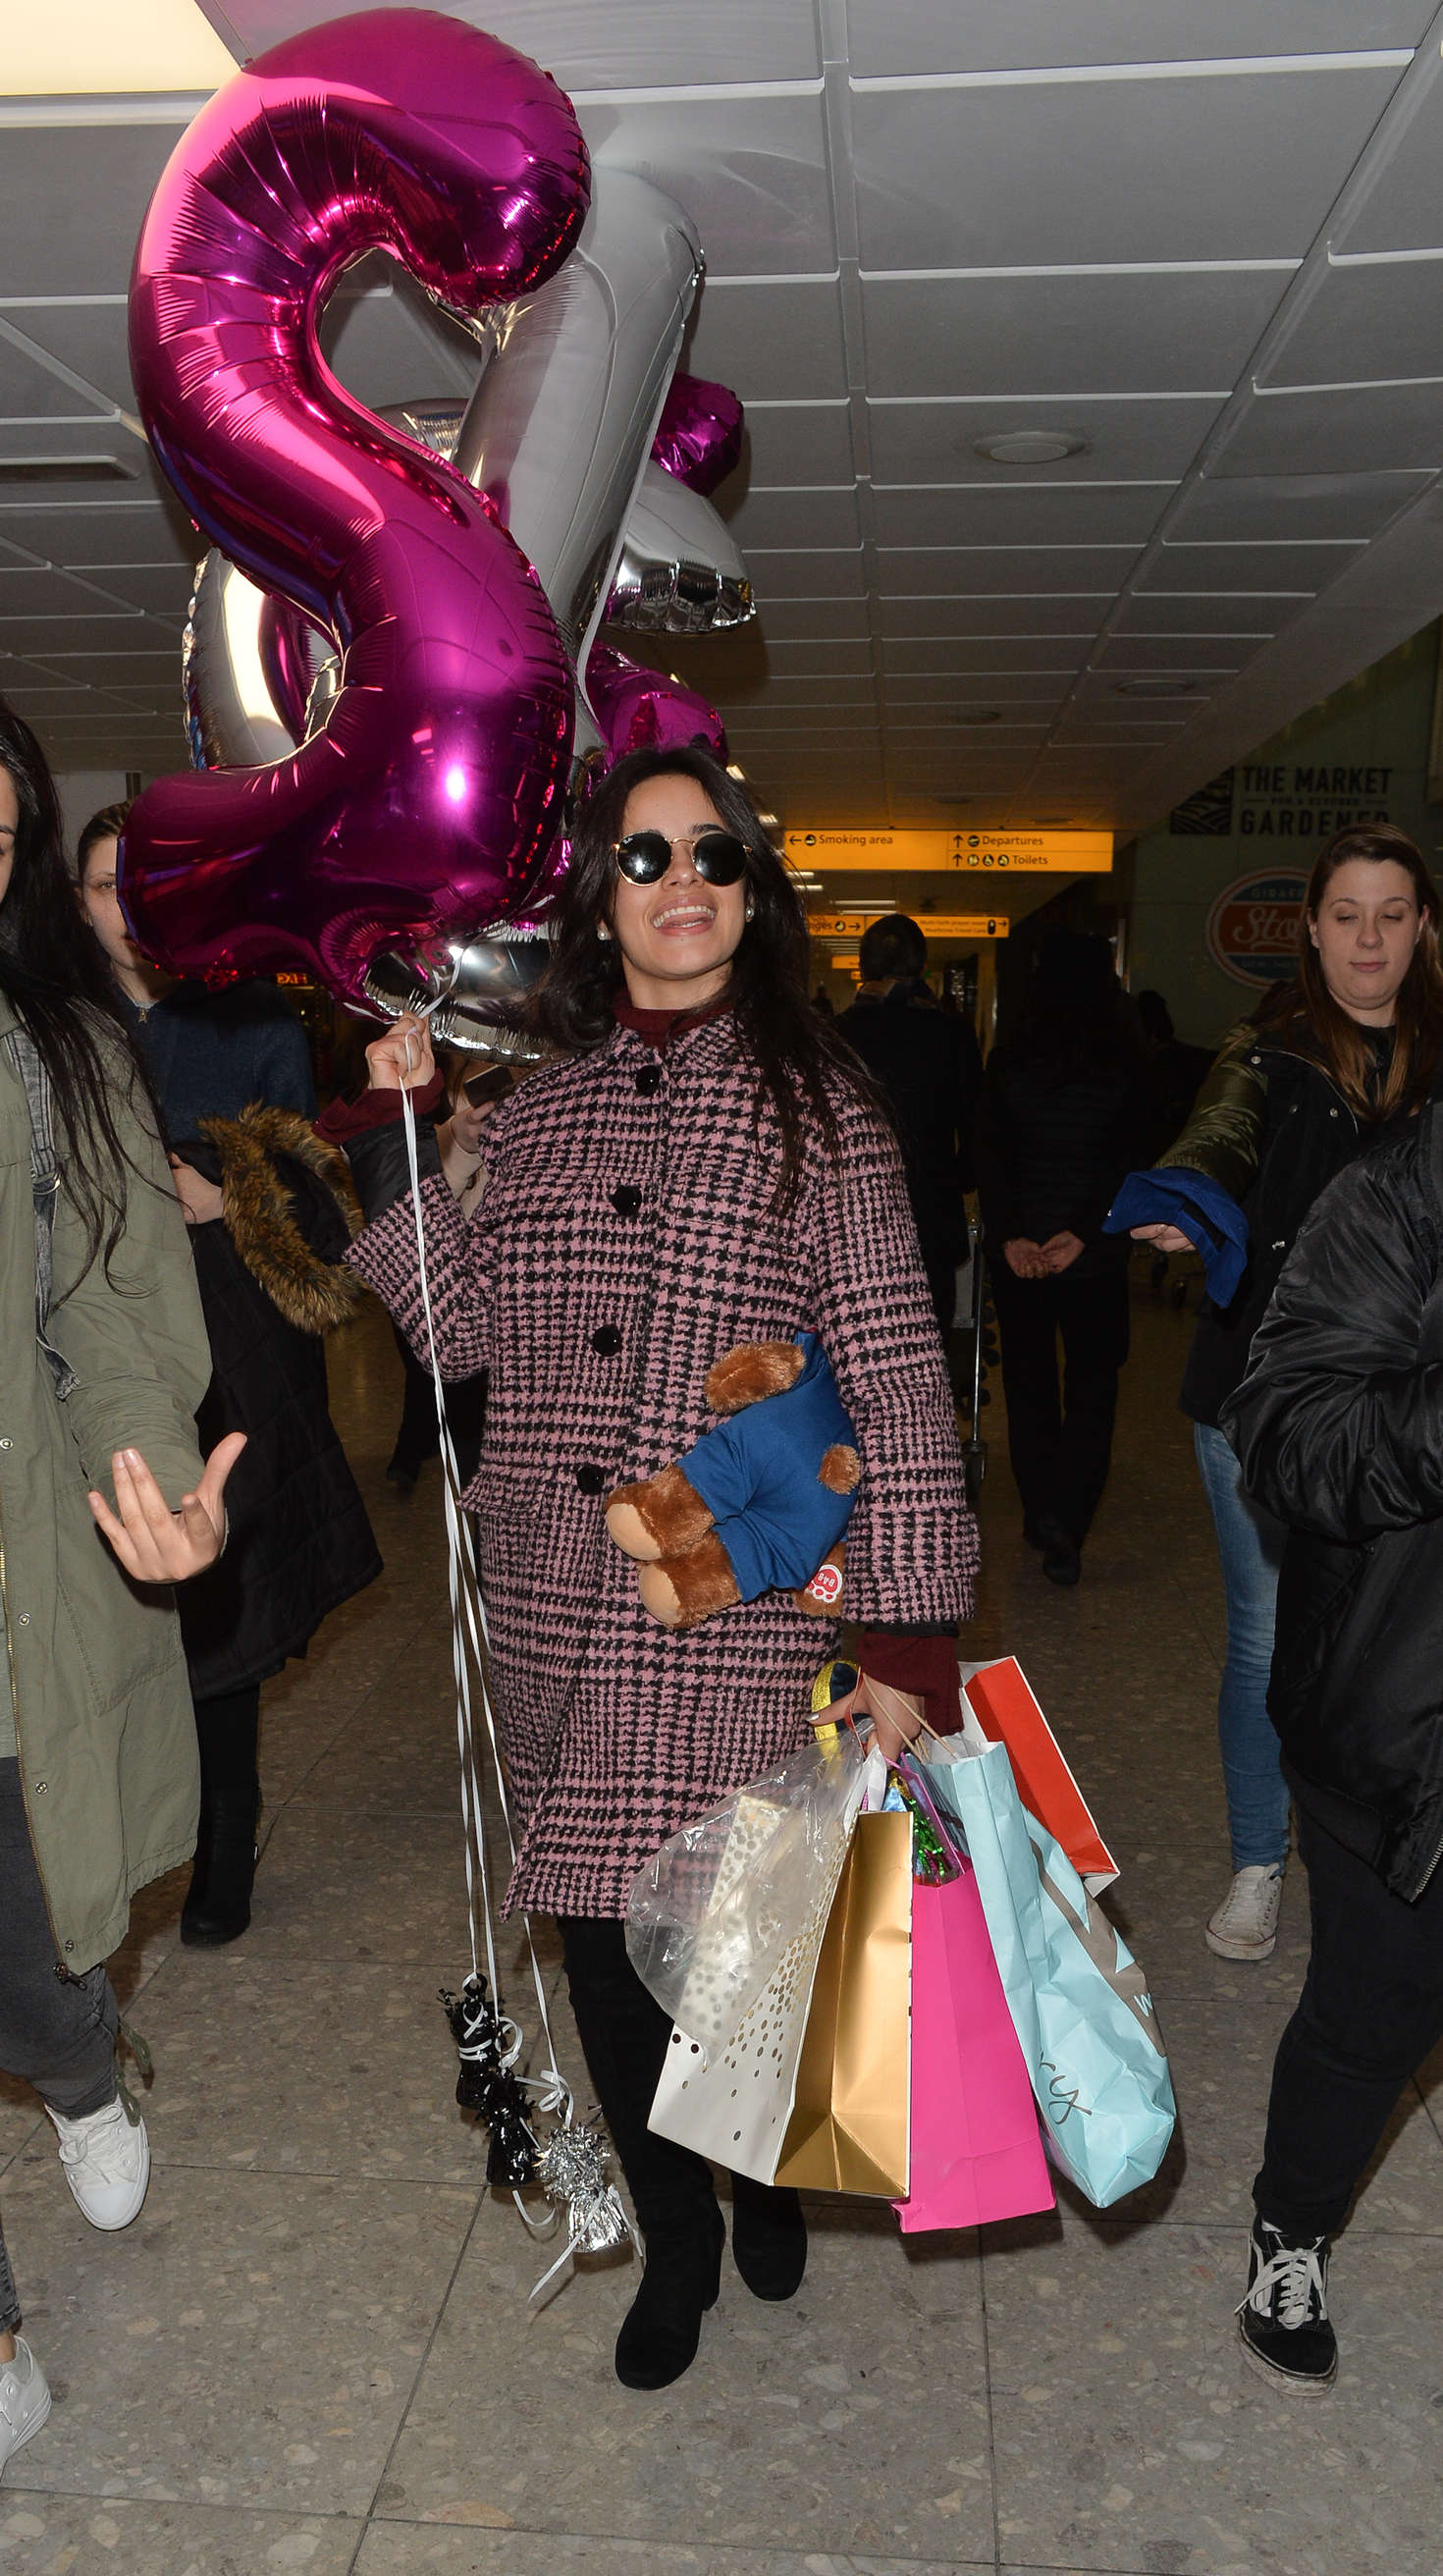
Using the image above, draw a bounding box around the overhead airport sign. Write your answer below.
[807,912,1009,939]
[785,828,1112,873]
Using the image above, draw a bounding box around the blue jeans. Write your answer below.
[1193,1422,1292,1871]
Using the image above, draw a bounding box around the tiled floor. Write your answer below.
[3,1280,1442,2576]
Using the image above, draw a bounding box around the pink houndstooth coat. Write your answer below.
[347,1014,978,1917]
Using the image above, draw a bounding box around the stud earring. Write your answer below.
[745,898,756,923]
[598,921,613,940]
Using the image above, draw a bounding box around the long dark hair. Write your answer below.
[0,700,156,1277]
[1263,823,1443,1120]
[530,747,874,1208]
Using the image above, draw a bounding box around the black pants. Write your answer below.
[0,1757,120,2329]
[989,1261,1130,1545]
[558,1915,720,2246]
[1255,1806,1443,2238]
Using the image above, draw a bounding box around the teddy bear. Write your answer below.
[605,1331,861,1629]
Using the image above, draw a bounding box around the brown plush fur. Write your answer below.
[638,1531,741,1631]
[793,1542,846,1617]
[201,1105,363,1337]
[606,1462,715,1562]
[703,1339,804,1416]
[818,1442,862,1495]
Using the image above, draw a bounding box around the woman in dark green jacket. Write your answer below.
[0,704,239,2480]
[1128,824,1443,1965]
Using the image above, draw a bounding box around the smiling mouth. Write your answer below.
[651,902,717,932]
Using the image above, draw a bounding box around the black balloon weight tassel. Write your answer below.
[441,1973,540,2189]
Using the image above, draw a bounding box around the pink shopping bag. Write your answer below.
[893,1866,1054,2233]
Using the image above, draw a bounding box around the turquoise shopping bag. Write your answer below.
[925,1737,1175,2207]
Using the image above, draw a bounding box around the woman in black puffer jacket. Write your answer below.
[1128,824,1443,1966]
[1220,1086,1443,2392]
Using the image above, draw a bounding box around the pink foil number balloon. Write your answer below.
[123,9,590,1004]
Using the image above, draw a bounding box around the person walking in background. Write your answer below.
[324,747,977,2395]
[1136,988,1214,1147]
[76,803,315,1127]
[79,803,377,1948]
[974,929,1159,1587]
[1126,823,1443,1964]
[837,914,982,1335]
[0,706,238,2478]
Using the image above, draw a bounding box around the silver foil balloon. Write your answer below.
[605,459,751,633]
[363,927,551,1057]
[454,166,702,673]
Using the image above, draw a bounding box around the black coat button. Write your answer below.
[611,1185,642,1217]
[634,1063,662,1097]
[591,1325,622,1357]
[575,1464,608,1495]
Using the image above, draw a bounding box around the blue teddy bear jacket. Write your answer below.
[675,1332,860,1603]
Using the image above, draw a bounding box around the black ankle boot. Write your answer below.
[730,2174,807,2300]
[181,1798,258,1947]
[615,2204,724,2390]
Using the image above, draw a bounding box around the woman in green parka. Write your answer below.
[0,703,240,2481]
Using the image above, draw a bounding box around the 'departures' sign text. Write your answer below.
[784,828,1113,873]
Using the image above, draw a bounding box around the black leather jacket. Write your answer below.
[1222,1100,1443,1901]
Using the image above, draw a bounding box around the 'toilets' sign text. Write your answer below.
[784,827,1113,873]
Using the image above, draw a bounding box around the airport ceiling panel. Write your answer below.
[850,62,1403,271]
[1,0,1442,841]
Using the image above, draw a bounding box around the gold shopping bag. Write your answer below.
[774,1809,913,2197]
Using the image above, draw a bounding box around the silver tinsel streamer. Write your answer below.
[529,2119,639,2307]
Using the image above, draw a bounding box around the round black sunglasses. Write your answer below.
[612,828,748,887]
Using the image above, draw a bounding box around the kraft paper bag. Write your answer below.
[773,1809,913,2198]
[893,1865,1053,2233]
[960,1656,1118,1893]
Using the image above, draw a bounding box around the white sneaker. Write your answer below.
[46,2094,150,2230]
[1206,1863,1286,1960]
[0,2336,51,2477]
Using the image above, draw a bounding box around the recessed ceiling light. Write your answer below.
[7,0,237,93]
[972,431,1089,465]
[1113,677,1201,698]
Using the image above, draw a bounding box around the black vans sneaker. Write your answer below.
[1237,2216,1338,2391]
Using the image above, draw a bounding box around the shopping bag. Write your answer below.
[626,1729,869,2055]
[960,1656,1118,1893]
[647,1804,910,2191]
[927,1737,1175,2207]
[645,1753,883,2185]
[775,1810,913,2196]
[893,1866,1054,2232]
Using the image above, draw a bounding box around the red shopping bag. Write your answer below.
[893,1865,1054,2233]
[961,1657,1117,1892]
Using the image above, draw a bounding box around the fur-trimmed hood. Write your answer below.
[187,1103,363,1335]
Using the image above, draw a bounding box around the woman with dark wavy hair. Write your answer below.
[323,745,977,2393]
[1129,820,1443,1968]
[0,701,238,2477]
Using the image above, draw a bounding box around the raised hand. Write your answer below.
[88,1433,246,1583]
[364,1013,436,1095]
